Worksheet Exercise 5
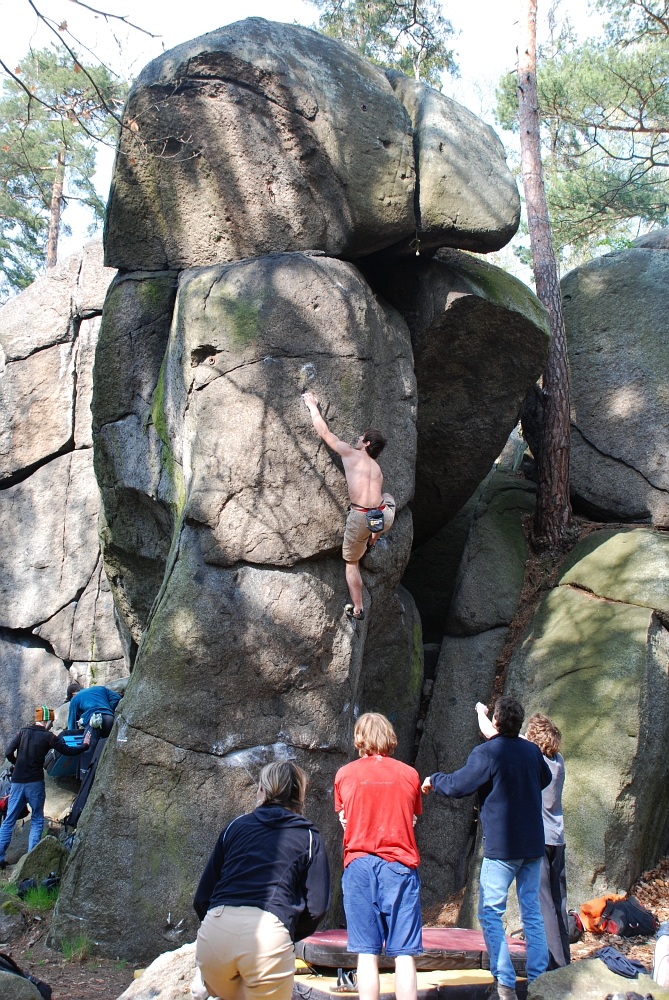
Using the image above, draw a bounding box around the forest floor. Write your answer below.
[3,856,669,998]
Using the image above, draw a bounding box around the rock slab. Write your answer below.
[361,250,549,543]
[385,71,520,255]
[528,958,669,999]
[505,531,669,904]
[116,941,197,999]
[563,247,669,524]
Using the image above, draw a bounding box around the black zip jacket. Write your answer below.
[193,804,331,941]
[5,726,87,783]
[431,734,552,860]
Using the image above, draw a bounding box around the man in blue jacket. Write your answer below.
[422,697,551,1000]
[67,682,122,776]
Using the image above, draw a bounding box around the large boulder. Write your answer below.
[0,971,42,1000]
[361,250,549,543]
[116,941,197,999]
[104,18,416,270]
[9,835,69,885]
[561,245,669,523]
[51,254,418,960]
[384,71,520,255]
[104,20,521,274]
[504,528,669,904]
[528,959,669,1000]
[446,473,534,636]
[0,243,125,737]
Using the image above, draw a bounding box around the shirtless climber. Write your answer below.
[302,391,395,621]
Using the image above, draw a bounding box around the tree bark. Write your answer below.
[46,147,66,269]
[518,0,571,550]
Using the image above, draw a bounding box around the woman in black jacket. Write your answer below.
[194,760,330,1000]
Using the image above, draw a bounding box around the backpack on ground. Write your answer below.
[0,952,52,1000]
[580,892,627,933]
[600,896,659,937]
[568,909,584,943]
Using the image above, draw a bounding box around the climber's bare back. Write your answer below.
[340,444,384,508]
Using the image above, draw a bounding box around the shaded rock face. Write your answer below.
[561,247,669,524]
[92,271,179,642]
[361,251,549,544]
[52,253,420,960]
[0,243,126,742]
[0,970,42,1000]
[505,528,669,905]
[411,470,534,915]
[384,71,520,255]
[415,628,508,909]
[104,19,520,272]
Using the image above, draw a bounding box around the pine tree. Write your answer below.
[0,46,126,296]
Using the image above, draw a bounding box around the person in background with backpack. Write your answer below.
[67,682,122,777]
[193,760,330,1000]
[0,707,89,869]
[524,713,570,970]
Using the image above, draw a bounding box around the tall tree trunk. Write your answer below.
[518,0,571,550]
[46,147,65,269]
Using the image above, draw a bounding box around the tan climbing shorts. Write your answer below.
[196,904,295,1000]
[342,494,396,563]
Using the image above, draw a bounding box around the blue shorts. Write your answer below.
[342,854,423,957]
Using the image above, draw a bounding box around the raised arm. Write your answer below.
[476,702,497,740]
[302,392,354,457]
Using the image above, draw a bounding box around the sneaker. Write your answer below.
[498,985,518,1000]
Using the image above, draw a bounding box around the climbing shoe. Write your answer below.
[344,604,365,621]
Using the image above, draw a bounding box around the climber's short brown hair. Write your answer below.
[526,712,562,758]
[362,428,387,460]
[354,713,397,757]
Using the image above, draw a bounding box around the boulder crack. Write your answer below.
[573,423,669,495]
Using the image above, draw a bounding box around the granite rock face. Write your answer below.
[505,529,669,904]
[384,71,520,255]
[52,253,419,960]
[361,250,549,543]
[562,246,669,523]
[0,243,126,740]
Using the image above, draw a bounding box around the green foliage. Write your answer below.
[61,932,93,962]
[311,0,457,89]
[0,46,127,298]
[496,16,669,266]
[20,883,59,914]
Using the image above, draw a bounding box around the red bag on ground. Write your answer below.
[580,892,627,933]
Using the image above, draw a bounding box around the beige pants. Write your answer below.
[196,905,295,1000]
[342,494,396,563]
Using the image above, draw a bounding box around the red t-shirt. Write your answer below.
[334,754,422,868]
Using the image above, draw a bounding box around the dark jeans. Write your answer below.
[78,714,114,777]
[540,844,570,969]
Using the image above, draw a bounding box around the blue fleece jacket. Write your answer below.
[194,804,331,941]
[431,734,552,860]
[67,686,121,729]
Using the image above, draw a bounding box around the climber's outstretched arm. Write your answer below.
[303,392,355,457]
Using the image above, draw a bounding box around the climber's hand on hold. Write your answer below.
[302,391,319,410]
[475,701,489,717]
[421,776,432,794]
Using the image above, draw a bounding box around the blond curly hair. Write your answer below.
[526,712,561,758]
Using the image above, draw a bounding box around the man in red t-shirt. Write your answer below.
[334,713,422,1000]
